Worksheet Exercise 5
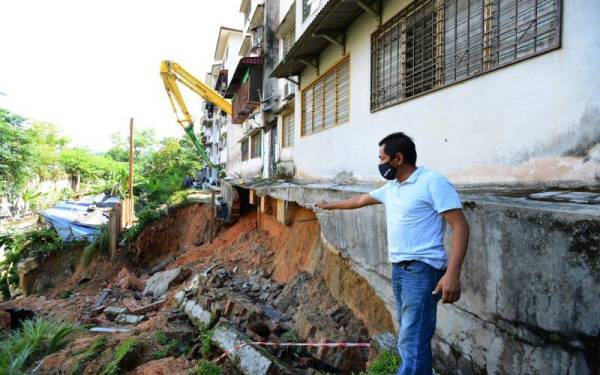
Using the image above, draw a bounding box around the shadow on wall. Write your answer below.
[450,105,600,185]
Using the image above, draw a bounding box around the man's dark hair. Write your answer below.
[379,132,417,165]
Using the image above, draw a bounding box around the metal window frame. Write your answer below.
[370,0,562,113]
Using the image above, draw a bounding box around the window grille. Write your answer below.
[302,58,350,136]
[250,132,262,159]
[282,112,295,147]
[371,0,561,111]
[241,139,249,161]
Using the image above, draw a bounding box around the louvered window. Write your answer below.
[241,139,249,161]
[301,58,350,136]
[250,132,262,159]
[282,112,295,148]
[371,0,561,111]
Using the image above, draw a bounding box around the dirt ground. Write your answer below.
[0,201,383,374]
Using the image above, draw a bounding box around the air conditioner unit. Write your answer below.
[283,82,296,99]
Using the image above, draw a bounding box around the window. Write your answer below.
[250,132,262,159]
[302,0,319,21]
[302,58,350,136]
[371,0,561,111]
[241,139,249,161]
[282,26,295,58]
[282,112,295,147]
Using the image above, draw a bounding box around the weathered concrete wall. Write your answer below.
[258,183,600,374]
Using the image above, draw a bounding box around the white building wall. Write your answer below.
[293,0,600,185]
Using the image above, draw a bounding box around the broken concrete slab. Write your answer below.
[175,290,185,306]
[115,314,145,325]
[103,306,128,320]
[182,300,213,327]
[211,322,293,375]
[143,267,182,297]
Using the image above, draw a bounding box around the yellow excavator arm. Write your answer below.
[160,60,232,169]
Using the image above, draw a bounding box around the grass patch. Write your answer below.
[197,325,215,358]
[0,318,78,375]
[100,337,138,375]
[193,359,222,375]
[153,331,178,359]
[361,350,401,375]
[68,336,107,375]
[60,289,73,299]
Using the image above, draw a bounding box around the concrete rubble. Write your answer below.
[174,264,368,374]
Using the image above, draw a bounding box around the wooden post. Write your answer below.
[210,189,215,243]
[128,118,134,219]
[108,204,120,259]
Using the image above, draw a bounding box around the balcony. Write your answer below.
[224,57,264,124]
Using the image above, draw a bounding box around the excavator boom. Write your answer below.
[160,60,232,169]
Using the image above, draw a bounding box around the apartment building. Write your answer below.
[270,0,600,186]
[198,27,243,183]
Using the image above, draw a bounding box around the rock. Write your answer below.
[116,267,144,291]
[103,306,128,320]
[122,297,143,312]
[0,310,11,330]
[115,314,145,325]
[212,322,293,375]
[148,256,175,276]
[143,267,183,297]
[259,304,288,322]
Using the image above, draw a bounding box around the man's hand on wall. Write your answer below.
[433,272,461,303]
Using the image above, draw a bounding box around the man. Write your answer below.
[316,132,469,375]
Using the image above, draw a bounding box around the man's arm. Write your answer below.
[316,193,381,210]
[433,209,470,303]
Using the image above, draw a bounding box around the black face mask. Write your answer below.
[378,162,397,180]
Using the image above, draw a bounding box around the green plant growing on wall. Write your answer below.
[0,227,65,299]
[81,225,109,267]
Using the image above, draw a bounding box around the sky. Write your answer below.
[0,0,242,151]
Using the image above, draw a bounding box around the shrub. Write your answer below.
[364,350,401,375]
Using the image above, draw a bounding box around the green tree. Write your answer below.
[106,128,157,162]
[0,108,35,197]
[26,122,70,180]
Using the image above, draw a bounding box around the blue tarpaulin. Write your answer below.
[39,194,118,242]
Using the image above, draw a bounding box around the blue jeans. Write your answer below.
[392,261,444,375]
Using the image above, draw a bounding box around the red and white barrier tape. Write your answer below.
[213,341,371,363]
